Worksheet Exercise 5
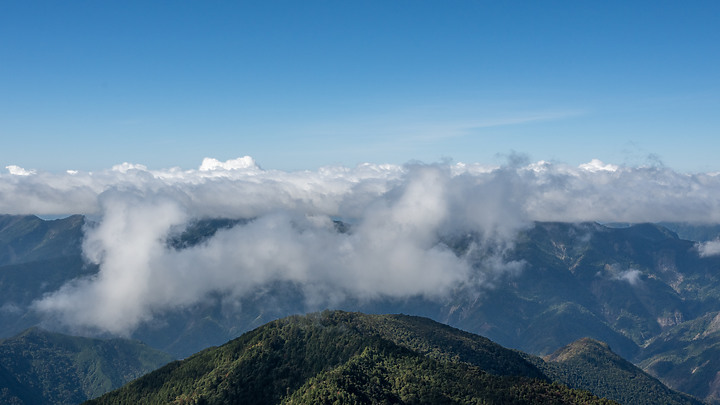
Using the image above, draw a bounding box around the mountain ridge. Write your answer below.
[86,311,702,405]
[0,327,173,405]
[86,311,620,404]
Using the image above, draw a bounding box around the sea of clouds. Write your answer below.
[3,156,720,335]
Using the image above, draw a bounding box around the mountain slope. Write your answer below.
[0,215,93,339]
[347,312,546,379]
[530,338,701,405]
[639,311,720,403]
[284,345,610,405]
[0,328,173,405]
[0,215,85,266]
[87,311,617,405]
[441,221,720,358]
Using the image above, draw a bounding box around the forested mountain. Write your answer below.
[86,311,618,405]
[0,327,173,405]
[530,338,701,405]
[3,215,720,402]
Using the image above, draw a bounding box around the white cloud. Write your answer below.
[603,264,643,286]
[614,269,643,286]
[111,162,148,173]
[34,165,488,334]
[6,165,36,176]
[35,194,188,334]
[9,155,720,334]
[3,156,720,222]
[579,159,619,173]
[199,156,259,172]
[698,239,720,257]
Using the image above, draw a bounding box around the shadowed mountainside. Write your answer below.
[528,337,701,405]
[0,327,173,405]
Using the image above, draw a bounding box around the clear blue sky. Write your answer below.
[1,1,719,172]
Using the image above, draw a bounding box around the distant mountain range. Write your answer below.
[2,214,720,402]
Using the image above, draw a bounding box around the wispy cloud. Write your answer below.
[697,239,720,258]
[307,108,586,145]
[613,269,643,286]
[445,109,587,139]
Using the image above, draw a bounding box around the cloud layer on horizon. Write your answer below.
[3,156,720,223]
[3,156,719,334]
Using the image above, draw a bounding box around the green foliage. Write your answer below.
[87,311,614,405]
[347,313,546,379]
[285,346,613,405]
[0,328,173,405]
[528,338,702,405]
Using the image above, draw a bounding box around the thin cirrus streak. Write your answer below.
[1,155,718,334]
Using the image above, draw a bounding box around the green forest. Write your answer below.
[85,311,697,405]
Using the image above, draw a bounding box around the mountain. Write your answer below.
[449,221,707,359]
[0,215,94,339]
[441,221,720,403]
[528,338,701,405]
[0,214,85,266]
[0,327,173,405]
[86,311,616,405]
[658,222,720,242]
[638,311,720,403]
[3,215,720,401]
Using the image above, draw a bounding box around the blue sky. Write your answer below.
[1,1,719,172]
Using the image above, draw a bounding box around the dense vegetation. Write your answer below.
[529,338,701,405]
[88,311,617,404]
[0,328,173,405]
[285,346,612,405]
[339,312,546,379]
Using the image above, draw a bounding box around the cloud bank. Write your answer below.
[2,156,719,334]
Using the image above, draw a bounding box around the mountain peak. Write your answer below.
[622,223,680,242]
[538,337,703,405]
[544,337,614,363]
[87,312,612,405]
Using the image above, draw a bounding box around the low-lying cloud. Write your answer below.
[2,156,719,334]
[614,269,643,286]
[698,239,720,258]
